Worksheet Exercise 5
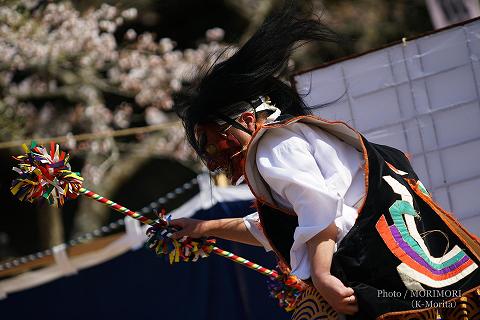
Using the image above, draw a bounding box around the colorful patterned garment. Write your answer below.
[244,115,480,320]
[292,287,339,320]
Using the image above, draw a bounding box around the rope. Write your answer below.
[0,121,181,150]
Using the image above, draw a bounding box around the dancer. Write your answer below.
[170,4,480,320]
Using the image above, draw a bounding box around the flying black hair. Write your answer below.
[174,2,339,155]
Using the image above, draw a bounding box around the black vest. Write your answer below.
[244,115,480,319]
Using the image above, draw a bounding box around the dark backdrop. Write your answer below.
[0,199,290,320]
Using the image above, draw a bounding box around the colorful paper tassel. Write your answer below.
[11,141,83,207]
[146,224,215,263]
[267,270,308,311]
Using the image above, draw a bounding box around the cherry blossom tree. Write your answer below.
[0,0,230,240]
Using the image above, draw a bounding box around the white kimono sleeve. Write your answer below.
[243,212,272,251]
[255,126,359,279]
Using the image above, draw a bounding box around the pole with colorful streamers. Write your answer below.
[10,141,305,311]
[78,186,280,277]
[77,186,279,277]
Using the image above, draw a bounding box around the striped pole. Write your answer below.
[212,246,279,278]
[79,187,157,226]
[79,187,280,279]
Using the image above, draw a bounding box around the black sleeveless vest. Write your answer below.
[244,115,480,319]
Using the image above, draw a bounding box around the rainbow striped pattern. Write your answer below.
[376,174,477,288]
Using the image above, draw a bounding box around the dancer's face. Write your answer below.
[194,112,256,185]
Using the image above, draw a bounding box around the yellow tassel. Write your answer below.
[10,183,23,195]
[175,243,180,263]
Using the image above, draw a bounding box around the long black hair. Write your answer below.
[175,2,338,155]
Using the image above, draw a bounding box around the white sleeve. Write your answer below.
[243,212,272,251]
[255,127,354,279]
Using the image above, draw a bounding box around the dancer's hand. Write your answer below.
[312,272,358,315]
[169,218,210,239]
[168,217,264,247]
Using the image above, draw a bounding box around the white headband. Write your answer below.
[214,96,281,125]
[255,97,281,123]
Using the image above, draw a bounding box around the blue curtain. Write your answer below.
[0,200,290,320]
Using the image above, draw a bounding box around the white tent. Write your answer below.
[293,17,480,235]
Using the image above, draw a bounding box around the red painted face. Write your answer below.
[195,122,247,185]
